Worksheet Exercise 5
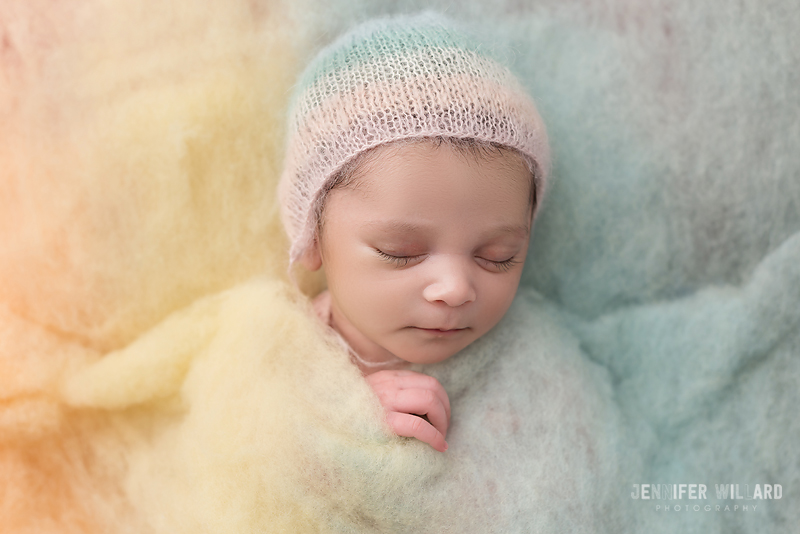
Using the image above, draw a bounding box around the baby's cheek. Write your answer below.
[352,281,407,329]
[481,279,520,329]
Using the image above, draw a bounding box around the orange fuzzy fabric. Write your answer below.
[1,1,309,530]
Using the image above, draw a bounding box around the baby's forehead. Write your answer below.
[345,139,532,189]
[327,140,533,219]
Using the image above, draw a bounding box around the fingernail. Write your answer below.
[443,441,449,451]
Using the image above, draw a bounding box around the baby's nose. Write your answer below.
[422,257,476,307]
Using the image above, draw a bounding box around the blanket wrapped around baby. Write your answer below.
[2,0,798,532]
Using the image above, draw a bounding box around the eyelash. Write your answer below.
[488,257,520,272]
[375,249,423,268]
[375,249,518,272]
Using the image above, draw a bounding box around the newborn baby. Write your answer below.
[279,13,549,452]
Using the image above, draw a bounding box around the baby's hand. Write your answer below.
[365,370,451,452]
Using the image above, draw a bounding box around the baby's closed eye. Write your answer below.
[374,248,427,268]
[373,247,521,273]
[475,255,520,272]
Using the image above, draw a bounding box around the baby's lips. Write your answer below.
[412,324,469,331]
[410,327,469,339]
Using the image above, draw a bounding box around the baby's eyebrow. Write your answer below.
[488,224,530,239]
[364,220,530,239]
[364,220,428,234]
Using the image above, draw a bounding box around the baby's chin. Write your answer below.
[387,333,476,366]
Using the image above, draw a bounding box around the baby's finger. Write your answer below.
[410,375,450,421]
[368,371,451,419]
[386,411,448,452]
[385,388,449,438]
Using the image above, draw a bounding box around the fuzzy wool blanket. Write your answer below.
[2,1,798,532]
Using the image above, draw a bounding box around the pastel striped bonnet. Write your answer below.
[279,12,550,265]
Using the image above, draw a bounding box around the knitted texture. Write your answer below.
[279,12,550,264]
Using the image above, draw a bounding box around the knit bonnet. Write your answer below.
[279,12,550,265]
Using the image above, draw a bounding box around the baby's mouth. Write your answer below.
[411,326,469,337]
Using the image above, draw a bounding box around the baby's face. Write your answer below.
[311,142,532,367]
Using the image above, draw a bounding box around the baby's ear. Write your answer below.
[299,240,323,271]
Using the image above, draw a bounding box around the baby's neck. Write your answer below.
[328,304,408,375]
[313,290,407,375]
